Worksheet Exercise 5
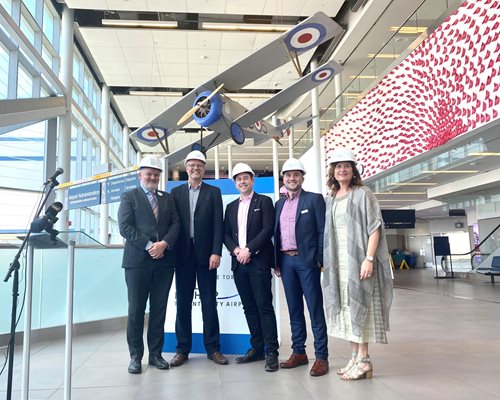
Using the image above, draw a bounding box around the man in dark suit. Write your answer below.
[169,150,228,367]
[118,155,180,374]
[274,158,329,377]
[224,163,279,372]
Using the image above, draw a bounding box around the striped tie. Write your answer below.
[147,191,158,219]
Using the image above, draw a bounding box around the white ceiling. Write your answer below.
[65,0,345,16]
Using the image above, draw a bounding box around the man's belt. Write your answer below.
[281,250,299,256]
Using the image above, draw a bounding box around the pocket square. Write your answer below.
[254,208,261,212]
[300,209,309,214]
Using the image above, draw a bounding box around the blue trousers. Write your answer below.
[280,253,328,360]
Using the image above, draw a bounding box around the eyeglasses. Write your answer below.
[186,163,205,169]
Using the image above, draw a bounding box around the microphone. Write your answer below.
[45,167,64,185]
[31,201,63,240]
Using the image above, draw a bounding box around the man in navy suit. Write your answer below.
[118,155,180,374]
[169,150,228,367]
[274,158,329,376]
[224,163,279,372]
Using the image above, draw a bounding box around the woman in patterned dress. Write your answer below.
[322,149,393,380]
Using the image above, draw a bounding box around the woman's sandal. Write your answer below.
[340,355,373,380]
[336,352,357,375]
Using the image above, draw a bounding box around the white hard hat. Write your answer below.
[139,155,163,171]
[328,148,358,165]
[281,158,306,175]
[232,163,255,180]
[184,150,206,165]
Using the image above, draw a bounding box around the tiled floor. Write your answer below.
[2,268,500,399]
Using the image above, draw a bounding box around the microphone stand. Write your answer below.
[3,178,60,400]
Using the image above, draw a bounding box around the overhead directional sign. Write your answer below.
[101,174,139,204]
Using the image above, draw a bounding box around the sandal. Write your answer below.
[340,355,373,380]
[336,352,357,375]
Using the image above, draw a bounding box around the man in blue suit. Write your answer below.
[274,158,329,376]
[118,155,180,374]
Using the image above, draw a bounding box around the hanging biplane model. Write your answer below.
[130,11,343,165]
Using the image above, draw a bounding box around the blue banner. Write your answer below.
[67,182,101,210]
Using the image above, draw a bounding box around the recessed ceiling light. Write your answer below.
[102,19,178,29]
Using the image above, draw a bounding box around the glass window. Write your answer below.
[0,41,9,99]
[17,64,33,98]
[72,54,81,82]
[20,15,36,45]
[0,121,45,190]
[42,3,55,45]
[22,0,37,18]
[41,43,52,68]
[1,0,12,14]
[71,123,78,181]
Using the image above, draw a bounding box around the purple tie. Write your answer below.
[147,191,158,219]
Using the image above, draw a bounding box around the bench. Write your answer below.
[477,256,500,283]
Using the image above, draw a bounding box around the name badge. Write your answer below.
[254,208,261,212]
[301,209,309,214]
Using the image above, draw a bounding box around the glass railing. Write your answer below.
[0,231,126,335]
[293,0,458,151]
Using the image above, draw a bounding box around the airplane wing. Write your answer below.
[130,11,342,147]
[232,59,342,128]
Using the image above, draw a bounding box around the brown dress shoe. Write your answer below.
[280,353,309,369]
[208,351,229,365]
[170,353,188,367]
[310,359,329,376]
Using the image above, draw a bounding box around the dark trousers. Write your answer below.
[280,253,328,360]
[174,247,220,355]
[234,262,279,354]
[125,264,174,360]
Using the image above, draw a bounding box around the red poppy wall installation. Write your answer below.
[325,0,500,178]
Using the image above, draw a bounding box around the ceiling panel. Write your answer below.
[187,31,223,50]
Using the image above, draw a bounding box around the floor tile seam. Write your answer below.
[394,286,500,304]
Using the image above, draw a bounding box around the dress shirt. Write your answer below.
[237,191,254,249]
[140,185,157,250]
[188,181,202,238]
[279,189,302,251]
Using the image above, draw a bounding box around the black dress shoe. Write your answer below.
[265,351,279,372]
[128,358,142,374]
[236,348,265,364]
[207,351,229,365]
[148,354,170,370]
[170,353,188,367]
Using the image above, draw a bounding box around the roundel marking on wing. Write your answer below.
[285,23,327,52]
[136,126,168,143]
[312,67,335,83]
[254,120,263,132]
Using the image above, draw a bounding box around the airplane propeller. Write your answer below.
[177,83,224,126]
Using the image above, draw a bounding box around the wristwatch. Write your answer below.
[365,255,374,262]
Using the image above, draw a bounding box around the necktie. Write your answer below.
[147,191,158,219]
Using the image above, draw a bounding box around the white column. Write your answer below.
[99,84,110,244]
[161,158,168,191]
[55,6,74,232]
[214,146,220,179]
[227,145,233,179]
[272,116,280,202]
[122,125,130,167]
[310,59,322,194]
[288,125,294,159]
[335,69,343,118]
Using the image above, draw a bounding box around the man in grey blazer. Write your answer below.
[169,150,227,367]
[118,155,180,374]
